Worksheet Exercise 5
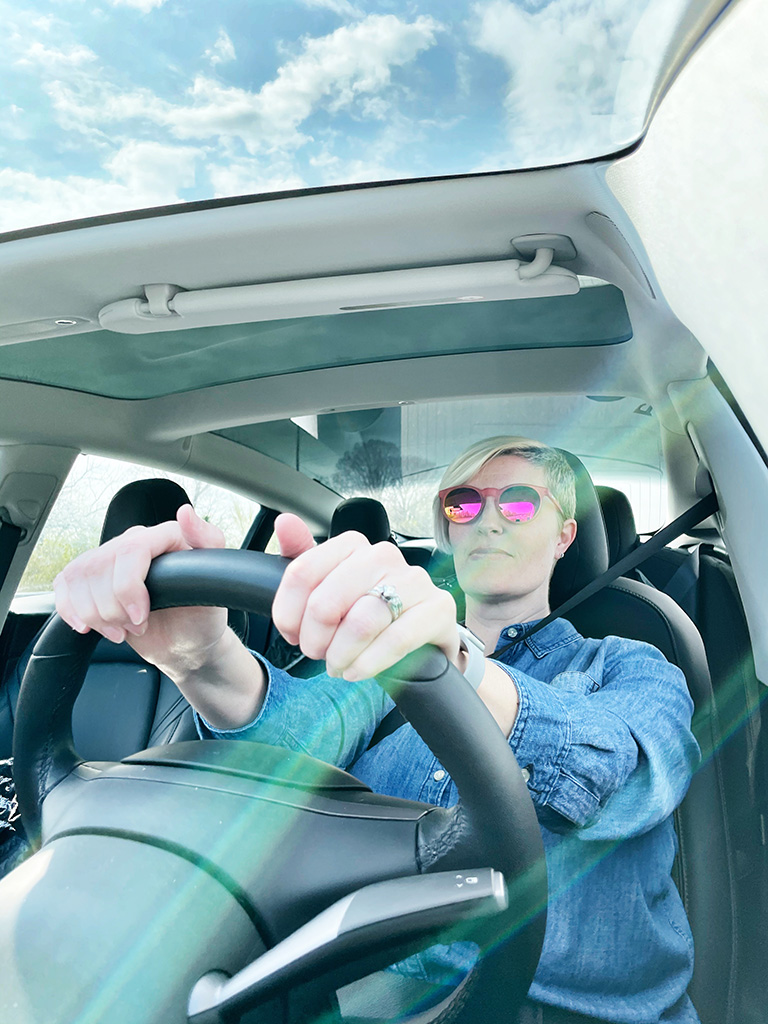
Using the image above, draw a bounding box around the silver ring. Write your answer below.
[367,583,404,623]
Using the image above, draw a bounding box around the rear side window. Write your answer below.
[17,454,259,595]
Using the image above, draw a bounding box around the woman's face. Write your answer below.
[447,454,575,606]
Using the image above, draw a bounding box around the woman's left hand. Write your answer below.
[272,513,461,681]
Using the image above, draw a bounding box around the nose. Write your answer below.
[474,497,506,533]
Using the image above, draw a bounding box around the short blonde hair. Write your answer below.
[433,436,577,552]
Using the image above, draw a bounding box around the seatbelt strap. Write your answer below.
[494,491,718,659]
[0,514,23,589]
[367,491,719,752]
[367,703,407,749]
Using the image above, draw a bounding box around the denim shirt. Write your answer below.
[199,618,701,1023]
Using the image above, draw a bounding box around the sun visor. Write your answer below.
[97,261,580,335]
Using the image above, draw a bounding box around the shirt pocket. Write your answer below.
[549,670,601,695]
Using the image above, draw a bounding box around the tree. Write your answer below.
[332,440,437,536]
[332,440,403,493]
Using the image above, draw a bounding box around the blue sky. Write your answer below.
[0,0,682,232]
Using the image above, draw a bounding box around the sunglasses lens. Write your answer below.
[442,487,483,523]
[499,486,540,522]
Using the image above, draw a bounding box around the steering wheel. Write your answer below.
[7,549,546,1024]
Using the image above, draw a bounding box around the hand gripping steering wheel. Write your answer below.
[8,549,546,1024]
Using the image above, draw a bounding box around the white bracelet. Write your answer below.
[456,624,486,690]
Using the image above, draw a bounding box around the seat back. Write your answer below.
[5,479,219,762]
[566,582,736,1024]
[595,482,765,1023]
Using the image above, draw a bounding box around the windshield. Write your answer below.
[2,0,721,234]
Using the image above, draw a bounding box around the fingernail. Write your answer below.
[105,627,125,644]
[127,604,144,625]
[71,616,88,633]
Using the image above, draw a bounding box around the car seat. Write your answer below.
[553,457,736,1024]
[3,478,248,761]
[595,483,766,1024]
[329,497,396,544]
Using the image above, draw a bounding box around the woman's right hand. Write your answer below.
[52,507,321,729]
[53,505,229,678]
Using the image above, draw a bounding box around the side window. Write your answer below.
[17,454,260,595]
[264,531,282,555]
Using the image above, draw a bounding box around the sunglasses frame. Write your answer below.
[439,483,564,524]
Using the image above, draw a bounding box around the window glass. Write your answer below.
[17,454,260,595]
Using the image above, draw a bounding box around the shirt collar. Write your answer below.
[495,617,582,659]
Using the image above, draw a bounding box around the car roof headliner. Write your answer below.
[0,160,707,522]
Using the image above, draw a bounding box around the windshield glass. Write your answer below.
[3,0,713,234]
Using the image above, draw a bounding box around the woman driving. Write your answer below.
[54,436,700,1024]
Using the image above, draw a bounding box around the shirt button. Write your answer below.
[521,767,531,783]
[433,769,446,781]
[507,627,518,638]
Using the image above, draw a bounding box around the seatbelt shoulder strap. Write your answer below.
[494,491,719,659]
[367,706,406,750]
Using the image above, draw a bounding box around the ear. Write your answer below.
[555,518,577,560]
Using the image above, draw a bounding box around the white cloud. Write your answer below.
[0,102,28,141]
[208,159,307,198]
[14,41,98,68]
[0,142,201,232]
[455,51,471,98]
[46,14,441,154]
[469,0,675,163]
[299,0,363,17]
[306,112,425,185]
[358,94,391,120]
[108,0,168,11]
[204,29,236,67]
[31,15,56,33]
[0,104,29,141]
[105,139,202,192]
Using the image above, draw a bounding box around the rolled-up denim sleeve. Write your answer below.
[494,640,700,839]
[195,651,393,768]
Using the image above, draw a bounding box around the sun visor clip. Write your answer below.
[511,234,577,281]
[143,284,182,318]
[518,247,554,280]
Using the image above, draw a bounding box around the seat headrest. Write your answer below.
[330,497,393,545]
[100,478,191,544]
[547,450,610,608]
[98,478,248,644]
[595,485,640,565]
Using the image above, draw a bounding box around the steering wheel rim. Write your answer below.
[12,548,547,1021]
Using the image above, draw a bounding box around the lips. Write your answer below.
[469,547,510,557]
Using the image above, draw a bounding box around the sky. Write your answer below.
[1,0,688,233]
